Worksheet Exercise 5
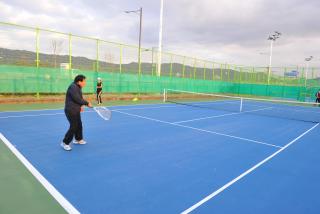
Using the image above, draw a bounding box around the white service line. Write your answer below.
[173,107,273,124]
[113,110,282,149]
[173,112,241,124]
[181,122,319,214]
[0,133,80,214]
[111,104,176,111]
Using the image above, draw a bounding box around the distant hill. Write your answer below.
[0,47,244,80]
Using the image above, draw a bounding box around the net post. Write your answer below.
[163,88,166,102]
[240,97,243,112]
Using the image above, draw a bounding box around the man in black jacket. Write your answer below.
[61,75,92,151]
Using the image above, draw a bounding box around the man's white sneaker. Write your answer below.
[61,142,72,151]
[73,140,87,145]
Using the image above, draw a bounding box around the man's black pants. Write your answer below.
[63,109,83,145]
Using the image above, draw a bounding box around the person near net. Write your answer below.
[315,89,320,105]
[96,77,103,105]
[61,74,92,151]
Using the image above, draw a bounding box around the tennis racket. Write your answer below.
[93,106,112,120]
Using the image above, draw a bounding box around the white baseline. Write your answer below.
[0,133,80,214]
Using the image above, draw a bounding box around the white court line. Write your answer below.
[0,103,177,118]
[0,110,105,119]
[0,102,167,114]
[181,123,319,214]
[0,105,174,119]
[173,107,273,124]
[168,100,240,108]
[0,108,64,113]
[173,112,241,124]
[111,105,177,111]
[114,101,246,112]
[0,112,65,119]
[113,110,282,149]
[0,133,80,214]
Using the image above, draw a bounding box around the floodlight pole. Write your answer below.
[267,31,281,85]
[138,7,142,75]
[268,39,273,84]
[305,56,313,88]
[125,7,143,75]
[157,0,164,77]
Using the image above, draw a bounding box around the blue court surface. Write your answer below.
[1,101,320,214]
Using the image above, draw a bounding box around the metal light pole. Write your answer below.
[125,7,143,75]
[157,0,164,77]
[267,31,281,85]
[305,56,313,87]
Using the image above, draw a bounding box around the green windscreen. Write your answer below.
[0,65,317,102]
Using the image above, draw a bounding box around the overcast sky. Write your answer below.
[1,0,320,67]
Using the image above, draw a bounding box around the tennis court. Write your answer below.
[1,90,320,214]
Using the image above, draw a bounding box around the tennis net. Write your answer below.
[164,89,320,123]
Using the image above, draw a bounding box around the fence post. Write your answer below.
[304,67,307,88]
[170,54,173,78]
[252,67,255,83]
[212,63,215,80]
[119,44,123,73]
[193,58,197,79]
[283,67,287,86]
[203,61,206,80]
[227,63,230,81]
[151,48,154,76]
[68,34,72,70]
[35,27,40,99]
[96,39,100,72]
[297,66,300,86]
[182,56,186,78]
